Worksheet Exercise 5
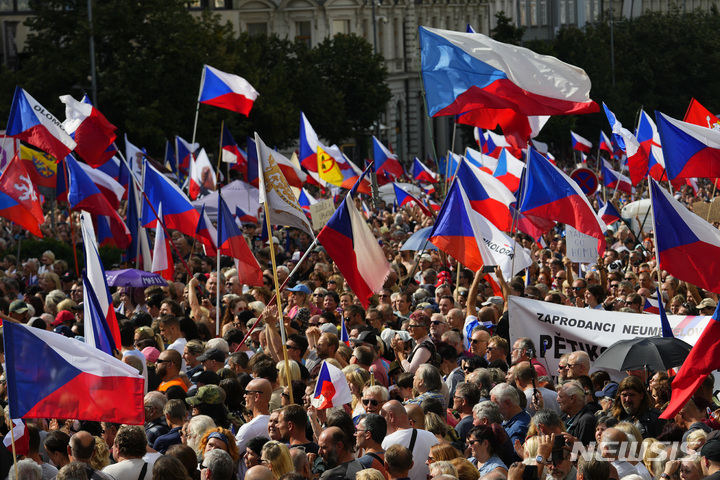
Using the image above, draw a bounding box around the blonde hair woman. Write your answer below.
[343,365,371,416]
[260,440,294,480]
[356,468,385,480]
[276,360,301,387]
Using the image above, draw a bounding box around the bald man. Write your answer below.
[245,466,273,480]
[381,400,438,480]
[600,428,652,479]
[318,426,364,480]
[565,351,591,379]
[69,431,114,480]
[235,378,271,454]
[405,404,425,430]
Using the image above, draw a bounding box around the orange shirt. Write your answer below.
[158,378,188,393]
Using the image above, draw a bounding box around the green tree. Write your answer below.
[491,11,526,45]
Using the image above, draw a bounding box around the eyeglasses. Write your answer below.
[407,324,424,329]
[281,392,290,398]
[567,363,581,368]
[286,344,299,350]
[362,399,379,406]
[431,321,445,326]
[610,284,619,288]
[156,359,173,364]
[486,346,497,352]
[572,287,583,291]
[467,439,481,446]
[313,293,322,297]
[200,464,208,470]
[471,339,487,344]
[558,364,568,369]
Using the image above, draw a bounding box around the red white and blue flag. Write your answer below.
[655,111,720,180]
[455,158,515,231]
[142,160,200,238]
[6,87,77,161]
[643,297,660,315]
[597,198,622,226]
[3,419,29,455]
[599,131,613,153]
[601,160,633,194]
[317,169,391,307]
[571,131,592,153]
[419,27,598,119]
[372,136,404,179]
[59,94,117,167]
[393,183,432,217]
[311,360,352,410]
[518,149,606,253]
[493,149,525,193]
[4,321,144,423]
[217,194,263,286]
[80,212,121,355]
[650,179,720,293]
[603,103,648,185]
[236,206,258,224]
[660,302,720,420]
[221,125,244,166]
[188,148,216,200]
[340,317,350,346]
[199,65,258,116]
[413,157,438,183]
[175,135,198,180]
[636,110,666,181]
[195,204,218,257]
[298,188,317,216]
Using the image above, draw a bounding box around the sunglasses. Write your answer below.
[572,287,584,291]
[362,399,379,406]
[431,320,445,326]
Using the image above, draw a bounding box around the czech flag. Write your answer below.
[571,131,592,153]
[603,103,648,185]
[599,131,613,153]
[0,154,45,237]
[429,179,495,272]
[340,317,350,346]
[6,87,77,162]
[196,204,218,257]
[4,321,144,424]
[464,147,493,172]
[636,110,666,181]
[150,205,175,282]
[199,65,259,116]
[655,111,720,181]
[79,212,121,355]
[650,179,720,293]
[312,360,353,410]
[141,160,200,238]
[518,149,606,253]
[175,136,198,180]
[393,183,432,217]
[317,172,391,307]
[419,27,598,119]
[643,297,660,314]
[245,136,260,188]
[413,157,438,183]
[3,420,29,456]
[660,302,720,420]
[217,194,263,286]
[236,206,258,224]
[455,158,515,231]
[373,136,404,179]
[221,125,243,165]
[493,149,525,193]
[597,198,622,226]
[601,160,633,194]
[59,94,117,167]
[299,111,332,171]
[298,188,317,216]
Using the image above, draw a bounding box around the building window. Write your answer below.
[332,19,350,34]
[188,0,231,8]
[530,0,538,25]
[295,20,311,47]
[0,0,30,12]
[247,22,268,36]
[539,0,548,25]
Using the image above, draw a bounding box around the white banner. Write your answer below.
[509,296,711,382]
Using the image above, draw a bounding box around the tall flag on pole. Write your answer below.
[59,94,117,167]
[518,149,606,253]
[188,148,217,200]
[636,110,666,181]
[650,179,720,293]
[199,65,259,116]
[217,193,263,286]
[655,111,720,180]
[80,211,121,355]
[3,321,144,424]
[256,133,314,236]
[196,204,218,257]
[175,136,198,180]
[413,157,438,183]
[683,98,720,130]
[221,125,243,165]
[599,131,613,153]
[393,183,432,217]
[597,198,622,226]
[6,87,77,161]
[372,136,404,178]
[141,160,200,238]
[570,131,592,153]
[660,302,720,420]
[601,160,633,194]
[603,103,648,185]
[418,27,598,119]
[317,168,391,308]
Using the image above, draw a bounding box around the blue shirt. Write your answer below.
[153,426,182,454]
[502,410,532,445]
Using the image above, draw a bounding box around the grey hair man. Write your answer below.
[9,458,42,480]
[202,448,235,480]
[490,383,531,445]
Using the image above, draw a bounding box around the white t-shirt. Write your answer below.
[381,428,439,480]
[102,457,154,480]
[235,414,270,453]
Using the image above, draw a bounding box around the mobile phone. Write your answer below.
[554,436,566,450]
[522,464,538,480]
[482,265,497,274]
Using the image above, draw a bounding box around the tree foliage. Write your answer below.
[2,0,390,158]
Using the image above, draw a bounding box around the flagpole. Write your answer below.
[216,121,224,185]
[115,147,194,279]
[216,203,221,337]
[9,418,17,480]
[262,201,294,403]
[61,159,81,277]
[415,60,440,192]
[707,181,718,222]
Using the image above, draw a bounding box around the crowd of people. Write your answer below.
[0,176,718,480]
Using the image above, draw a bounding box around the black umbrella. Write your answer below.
[592,336,692,372]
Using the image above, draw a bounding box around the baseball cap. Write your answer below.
[595,381,619,399]
[186,385,225,406]
[291,251,302,262]
[246,318,265,332]
[287,284,312,295]
[349,330,377,347]
[320,323,338,334]
[700,298,718,310]
[197,348,225,363]
[52,310,75,326]
[9,300,28,314]
[482,296,504,307]
[701,438,720,462]
[142,347,160,364]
